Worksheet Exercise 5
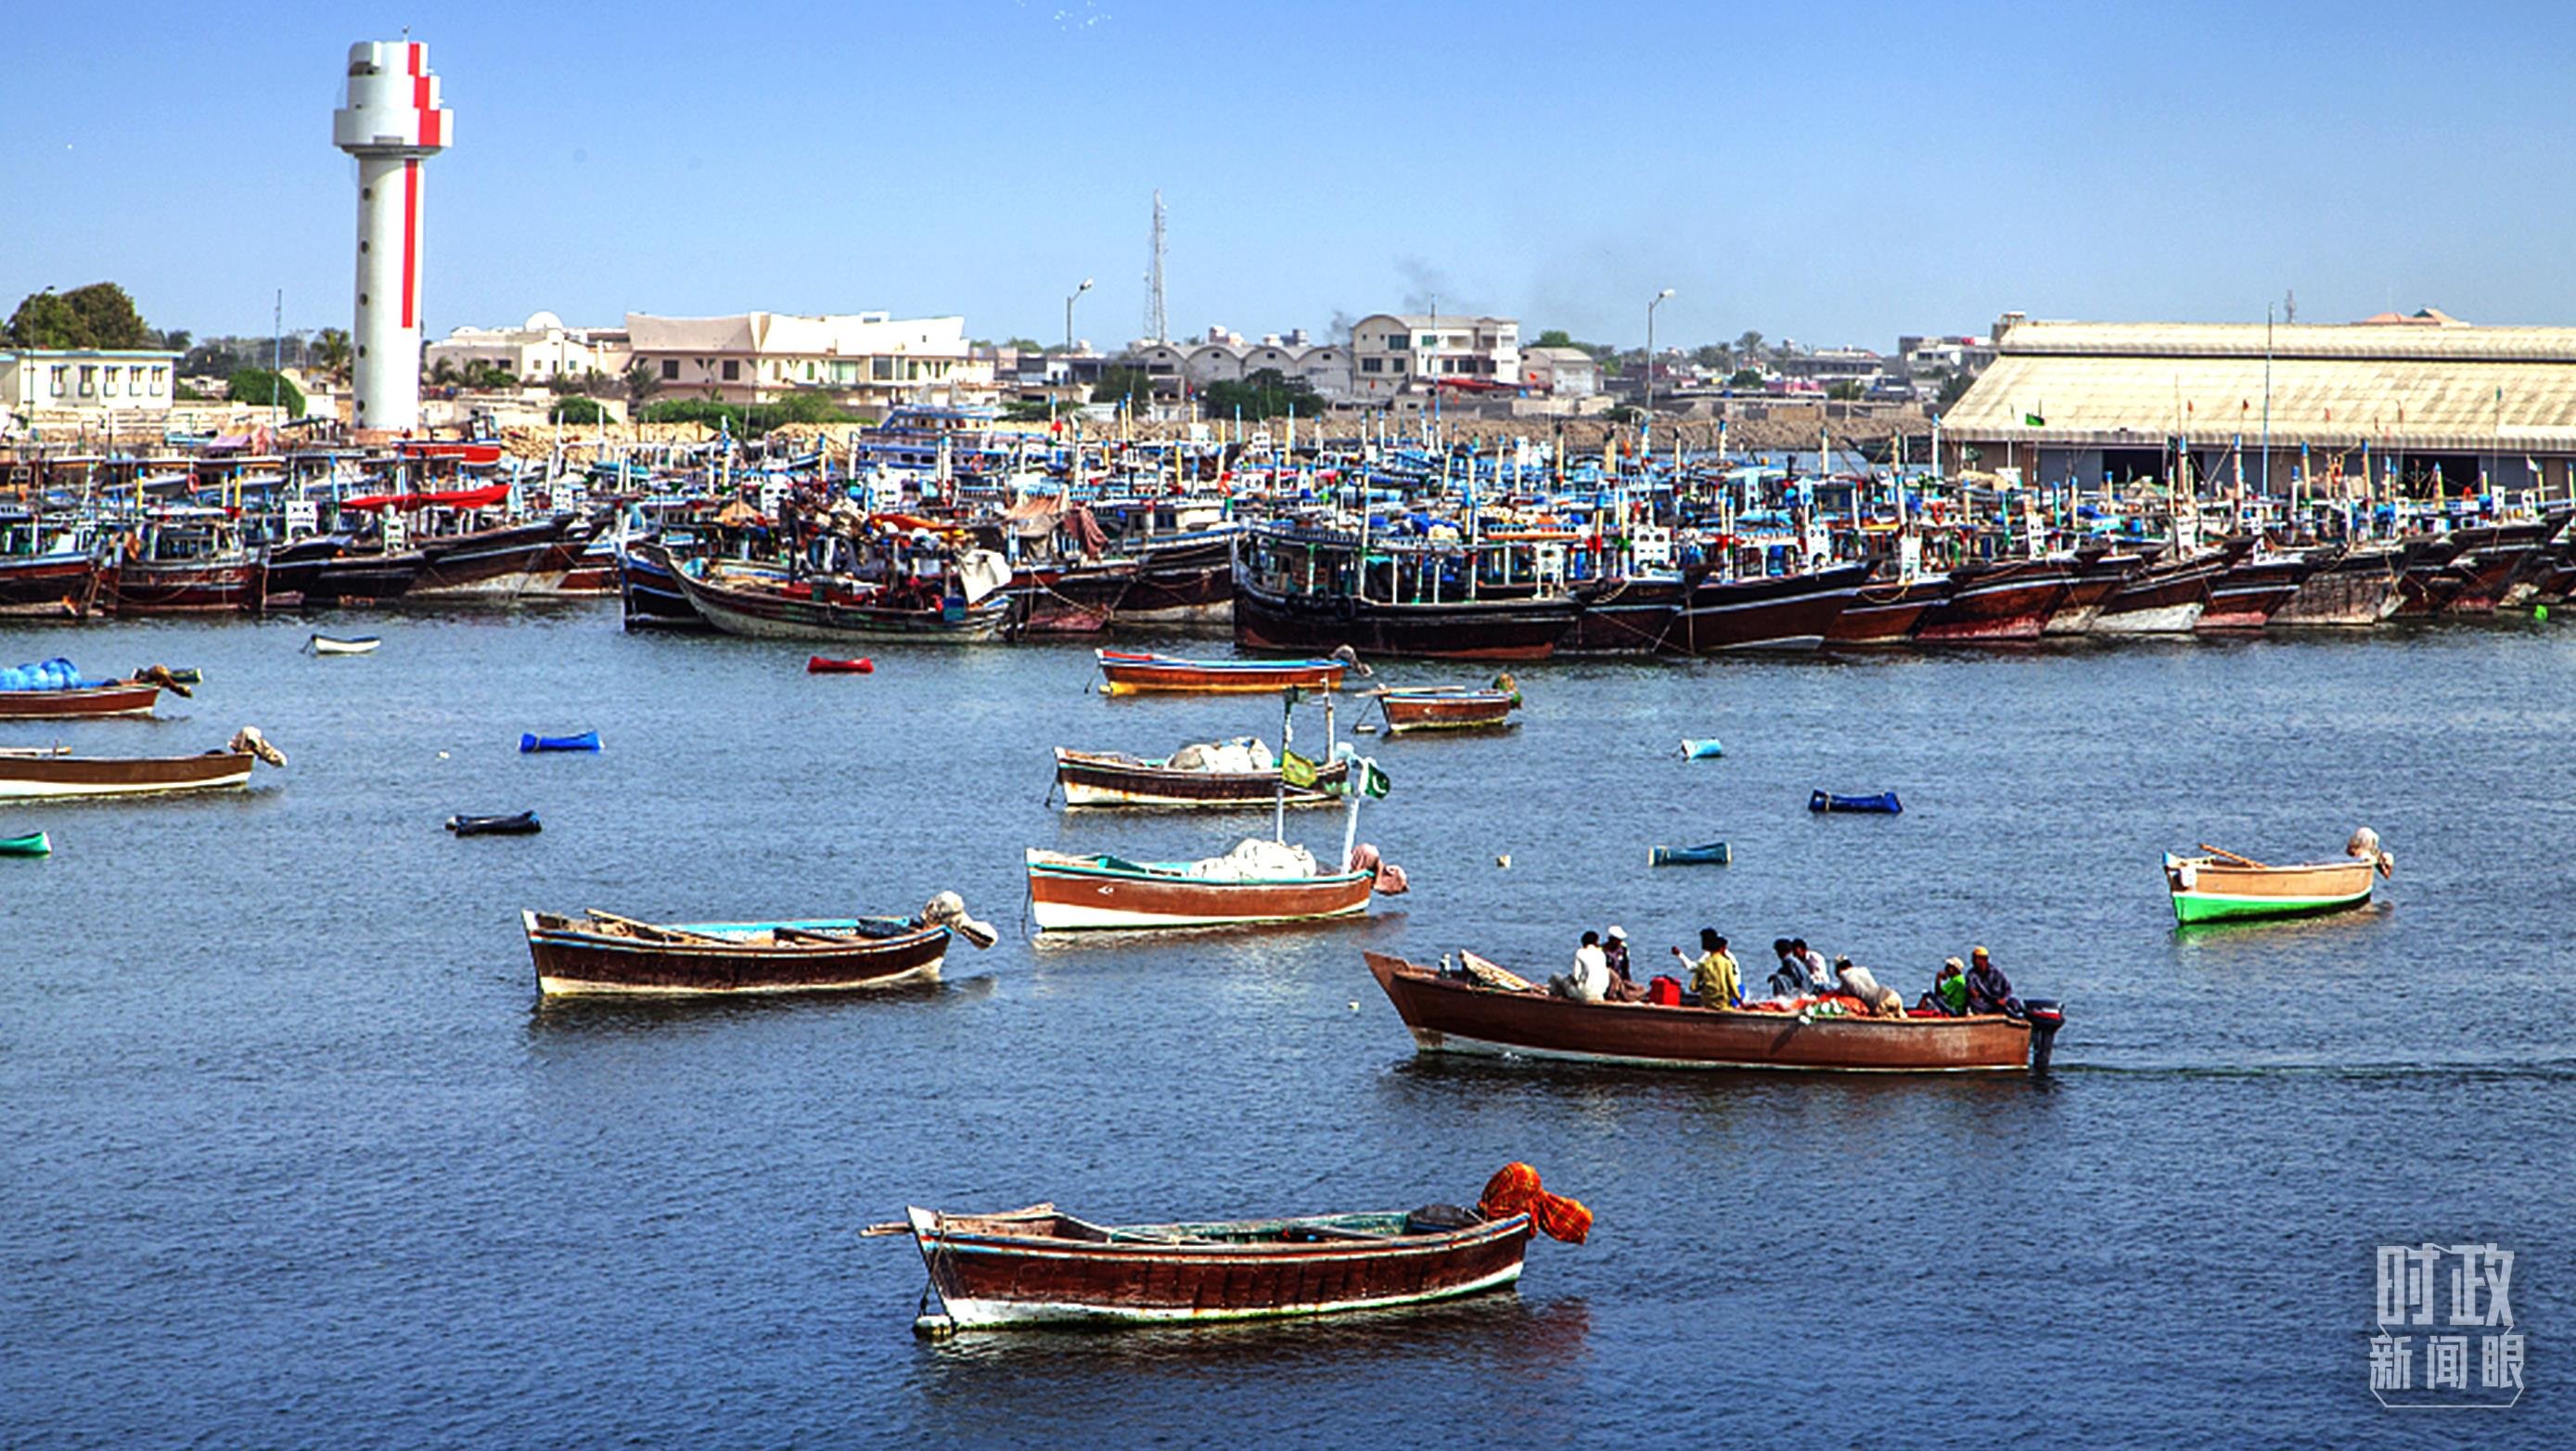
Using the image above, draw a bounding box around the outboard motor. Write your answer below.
[2023,998,2066,1074]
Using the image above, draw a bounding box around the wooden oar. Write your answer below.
[583,908,730,944]
[859,1202,1055,1238]
[2197,843,2272,869]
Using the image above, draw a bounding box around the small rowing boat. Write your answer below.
[1096,648,1349,696]
[519,730,600,753]
[305,634,381,656]
[520,894,993,995]
[1053,743,1348,809]
[1810,790,1901,815]
[1026,843,1384,931]
[1365,951,2064,1072]
[1648,841,1731,867]
[891,1162,1586,1334]
[0,726,286,800]
[2164,829,2390,925]
[447,811,541,837]
[1370,679,1520,734]
[0,830,51,856]
[0,680,162,719]
[807,655,875,674]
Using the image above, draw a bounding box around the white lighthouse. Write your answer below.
[332,40,453,433]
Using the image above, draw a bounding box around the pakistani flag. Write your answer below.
[1351,761,1391,800]
[2023,410,2045,427]
[1281,751,1318,789]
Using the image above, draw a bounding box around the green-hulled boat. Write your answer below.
[2163,835,2389,925]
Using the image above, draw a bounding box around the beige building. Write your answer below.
[624,311,993,409]
[0,348,182,417]
[1518,344,1601,397]
[426,312,628,383]
[1348,313,1520,398]
[1944,310,2576,494]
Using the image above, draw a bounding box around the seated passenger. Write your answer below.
[1675,929,1739,1008]
[1551,931,1610,1003]
[1963,946,2022,1017]
[1916,957,1969,1016]
[1601,924,1648,1002]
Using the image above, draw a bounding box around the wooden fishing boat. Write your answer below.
[0,829,51,856]
[1096,649,1347,695]
[1909,558,2073,643]
[519,730,600,753]
[2440,521,2556,615]
[0,728,284,800]
[1054,746,1348,809]
[1371,684,1519,734]
[2271,544,2404,627]
[447,811,541,836]
[519,907,961,995]
[408,513,590,596]
[305,634,380,656]
[0,551,98,615]
[1365,952,2062,1072]
[898,1199,1536,1331]
[1648,841,1731,867]
[2392,535,2474,617]
[2197,549,2314,631]
[1234,526,1580,661]
[2091,549,2223,634]
[0,680,161,720]
[2043,548,2144,635]
[1025,843,1384,931]
[655,545,1014,644]
[1660,562,1869,653]
[617,540,711,631]
[1810,790,1901,814]
[1826,571,1955,645]
[2163,838,2388,925]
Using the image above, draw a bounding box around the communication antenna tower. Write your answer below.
[1144,190,1169,343]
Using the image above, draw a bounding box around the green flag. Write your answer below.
[2023,411,2045,427]
[1281,751,1318,789]
[1359,761,1391,799]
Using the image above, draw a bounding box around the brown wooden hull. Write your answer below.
[1910,559,2071,643]
[2272,547,2403,627]
[1826,573,1954,644]
[103,558,262,615]
[1028,852,1374,930]
[1095,652,1346,695]
[0,682,159,719]
[1365,952,2037,1072]
[1375,689,1518,732]
[0,555,96,614]
[1055,748,1347,808]
[0,750,255,799]
[909,1207,1532,1328]
[2198,555,2313,631]
[1661,563,1867,653]
[2043,552,2142,635]
[520,911,949,995]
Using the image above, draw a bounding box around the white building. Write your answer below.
[425,312,627,384]
[0,348,182,417]
[1348,314,1520,398]
[1121,328,1352,401]
[624,311,993,409]
[1518,344,1601,397]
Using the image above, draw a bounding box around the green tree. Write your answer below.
[5,282,151,349]
[1001,398,1057,422]
[1934,368,1975,412]
[1726,366,1763,388]
[1002,336,1044,353]
[1735,329,1765,360]
[314,327,352,384]
[623,362,663,403]
[1826,379,1865,401]
[1092,366,1152,407]
[1534,328,1575,349]
[1198,368,1324,421]
[551,396,609,425]
[228,367,305,414]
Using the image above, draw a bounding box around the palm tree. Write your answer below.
[314,328,353,384]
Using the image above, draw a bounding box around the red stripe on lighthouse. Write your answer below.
[401,160,420,329]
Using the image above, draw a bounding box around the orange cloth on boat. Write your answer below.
[1479,1162,1593,1245]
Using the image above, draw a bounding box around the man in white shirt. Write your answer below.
[1552,931,1610,1002]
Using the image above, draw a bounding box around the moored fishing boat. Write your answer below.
[100,509,264,616]
[895,1160,1587,1333]
[2197,548,2314,631]
[1826,570,1955,645]
[2271,543,2404,627]
[1096,649,1348,695]
[1370,681,1520,733]
[1025,842,1384,930]
[0,678,162,720]
[655,544,1014,644]
[2091,549,2222,635]
[1661,562,1869,653]
[0,727,286,800]
[1363,952,2062,1072]
[2043,548,2144,635]
[1908,557,2073,643]
[2163,830,2390,925]
[1233,524,1579,661]
[519,896,991,995]
[1053,744,1348,809]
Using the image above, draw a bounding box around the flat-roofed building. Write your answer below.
[0,347,182,417]
[1349,314,1519,398]
[1943,310,2576,495]
[427,312,626,383]
[1519,344,1601,397]
[624,311,993,410]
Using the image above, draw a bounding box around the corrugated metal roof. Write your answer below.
[1948,322,2576,450]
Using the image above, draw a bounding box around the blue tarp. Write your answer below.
[0,658,83,692]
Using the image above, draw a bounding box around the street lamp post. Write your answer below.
[1056,277,1093,430]
[1645,288,1674,416]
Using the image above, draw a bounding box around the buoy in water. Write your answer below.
[2538,604,2550,622]
[1495,854,1511,868]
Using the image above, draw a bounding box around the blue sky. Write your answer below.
[6,1,2574,349]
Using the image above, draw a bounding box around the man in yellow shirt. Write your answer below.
[1673,928,1738,1008]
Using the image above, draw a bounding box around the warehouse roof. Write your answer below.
[1946,317,2576,451]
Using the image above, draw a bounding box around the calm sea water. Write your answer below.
[2,606,2570,1447]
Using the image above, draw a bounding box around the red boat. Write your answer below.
[1370,683,1520,733]
[900,1162,1587,1332]
[1909,558,2074,643]
[1364,951,2062,1072]
[2044,549,2144,635]
[1826,571,1955,645]
[1096,649,1347,696]
[807,655,875,674]
[0,680,160,720]
[1026,845,1381,931]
